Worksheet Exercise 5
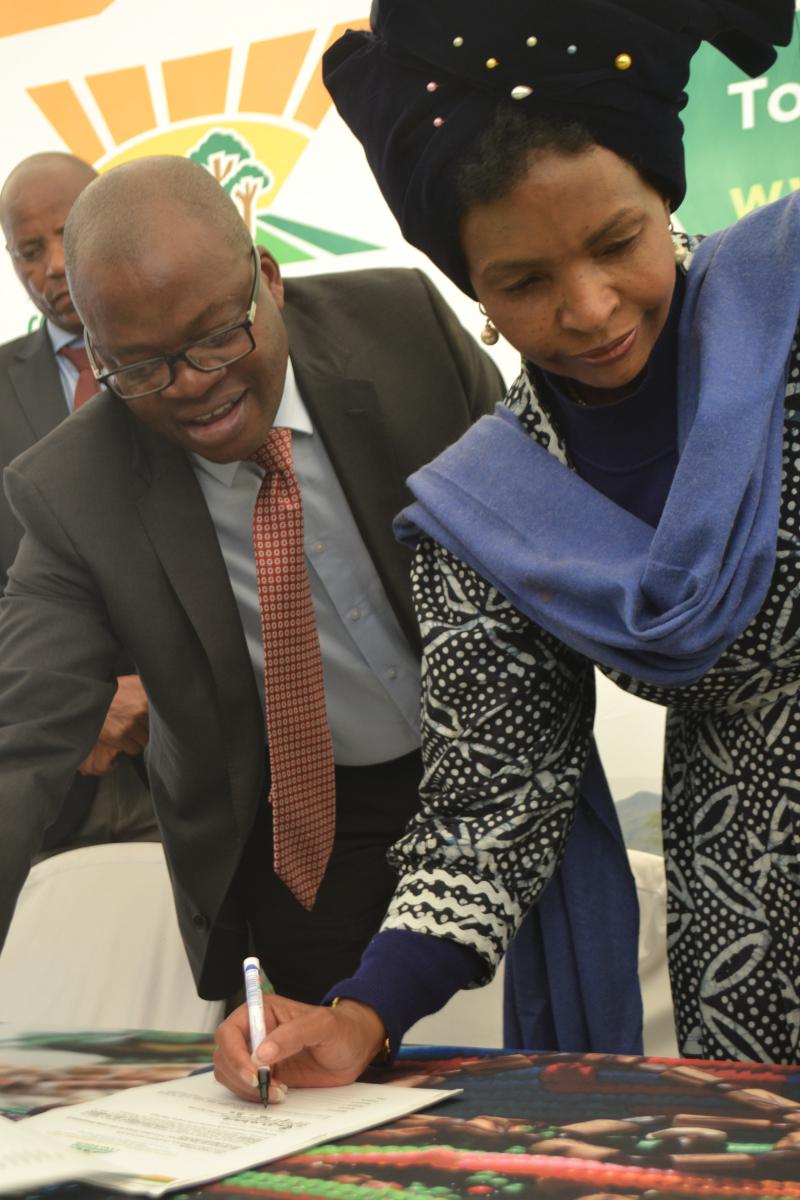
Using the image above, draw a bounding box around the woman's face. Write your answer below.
[460,145,676,403]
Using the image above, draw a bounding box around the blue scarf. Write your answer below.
[504,739,644,1054]
[396,192,800,686]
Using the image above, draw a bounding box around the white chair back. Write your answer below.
[0,842,224,1032]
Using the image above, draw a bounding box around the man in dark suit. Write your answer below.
[0,155,502,1004]
[0,152,155,851]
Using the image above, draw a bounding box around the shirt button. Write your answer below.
[312,541,325,554]
[192,913,209,932]
[386,667,398,680]
[348,607,361,622]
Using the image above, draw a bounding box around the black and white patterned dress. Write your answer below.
[381,300,800,1063]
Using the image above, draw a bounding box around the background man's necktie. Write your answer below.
[59,343,97,410]
[251,427,336,910]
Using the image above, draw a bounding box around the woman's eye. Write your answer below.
[505,275,543,294]
[600,234,638,257]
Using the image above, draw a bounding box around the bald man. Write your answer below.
[0,156,502,1004]
[0,154,97,577]
[0,152,156,852]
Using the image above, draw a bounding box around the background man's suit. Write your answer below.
[0,268,502,1000]
[0,324,68,582]
[0,323,155,850]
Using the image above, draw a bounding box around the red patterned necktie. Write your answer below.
[250,427,336,910]
[59,343,97,410]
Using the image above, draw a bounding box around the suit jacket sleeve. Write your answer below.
[0,464,120,949]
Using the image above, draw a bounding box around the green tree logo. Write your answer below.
[225,163,272,234]
[187,124,380,267]
[189,129,273,236]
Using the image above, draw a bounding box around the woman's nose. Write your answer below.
[558,268,619,334]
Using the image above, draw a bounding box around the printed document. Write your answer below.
[0,1069,456,1196]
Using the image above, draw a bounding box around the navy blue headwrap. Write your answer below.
[324,0,795,295]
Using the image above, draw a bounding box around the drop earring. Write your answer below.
[479,303,499,345]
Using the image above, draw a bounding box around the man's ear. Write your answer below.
[257,245,284,310]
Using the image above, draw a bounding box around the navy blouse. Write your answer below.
[535,271,685,527]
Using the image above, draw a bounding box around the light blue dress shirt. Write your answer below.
[46,320,81,412]
[190,360,421,767]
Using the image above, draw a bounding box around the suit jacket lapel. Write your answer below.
[132,425,264,831]
[8,326,70,443]
[291,358,418,651]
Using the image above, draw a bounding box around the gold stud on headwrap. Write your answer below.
[485,57,499,69]
[479,304,499,346]
[322,0,794,301]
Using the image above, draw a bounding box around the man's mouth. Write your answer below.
[187,395,241,426]
[49,291,73,311]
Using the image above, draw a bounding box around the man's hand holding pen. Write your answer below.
[213,992,389,1103]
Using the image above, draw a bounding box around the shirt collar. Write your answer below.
[46,319,81,355]
[190,357,311,488]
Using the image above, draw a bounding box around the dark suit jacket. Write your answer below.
[0,268,503,997]
[0,324,71,588]
[0,323,101,847]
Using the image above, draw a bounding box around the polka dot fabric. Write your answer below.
[251,428,335,911]
[384,279,800,1061]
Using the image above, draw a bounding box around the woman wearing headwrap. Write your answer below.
[213,0,799,1094]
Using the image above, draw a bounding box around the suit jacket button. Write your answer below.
[192,913,209,931]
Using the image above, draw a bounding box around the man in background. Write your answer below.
[0,152,156,852]
[0,155,503,1005]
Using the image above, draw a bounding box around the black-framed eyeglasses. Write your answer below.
[84,243,261,400]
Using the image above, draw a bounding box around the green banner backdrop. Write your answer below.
[680,27,799,232]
